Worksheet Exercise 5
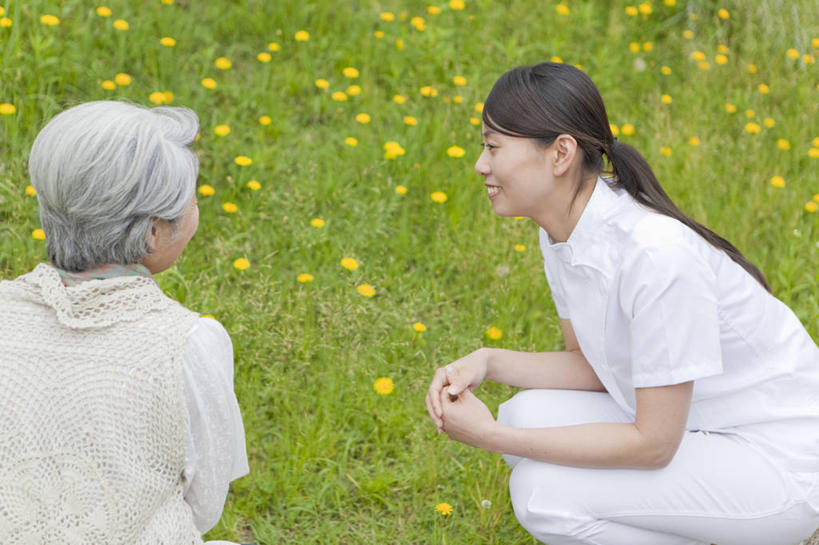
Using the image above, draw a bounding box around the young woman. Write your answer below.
[0,101,248,544]
[425,63,819,545]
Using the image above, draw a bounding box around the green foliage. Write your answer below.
[1,0,817,543]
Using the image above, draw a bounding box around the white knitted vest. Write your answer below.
[0,264,203,545]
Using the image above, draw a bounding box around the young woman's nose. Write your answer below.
[474,149,490,176]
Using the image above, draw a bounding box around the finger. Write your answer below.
[445,365,467,397]
[425,392,442,428]
[429,368,449,417]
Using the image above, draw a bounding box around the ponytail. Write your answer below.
[606,139,771,292]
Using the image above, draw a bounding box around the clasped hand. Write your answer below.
[424,349,498,449]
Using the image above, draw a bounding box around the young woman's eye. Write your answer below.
[481,142,496,150]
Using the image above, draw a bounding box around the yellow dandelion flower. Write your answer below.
[341,257,361,271]
[198,185,215,196]
[804,202,818,213]
[449,0,465,10]
[113,18,129,30]
[430,191,448,203]
[724,103,737,114]
[688,137,700,146]
[294,30,310,41]
[268,42,280,51]
[343,67,359,78]
[776,139,790,150]
[691,51,706,62]
[715,54,728,65]
[357,284,376,297]
[215,57,231,70]
[400,116,417,126]
[486,326,502,340]
[769,175,785,188]
[763,117,775,128]
[297,273,314,283]
[420,85,438,97]
[474,102,484,113]
[222,202,238,213]
[470,117,480,125]
[638,2,652,14]
[428,5,441,14]
[345,137,358,146]
[813,137,819,148]
[453,96,464,104]
[374,30,384,38]
[347,85,361,96]
[234,156,252,166]
[160,0,174,5]
[453,75,467,86]
[555,3,569,15]
[747,63,758,73]
[247,180,261,190]
[642,42,653,52]
[393,95,407,104]
[201,78,217,89]
[812,38,819,48]
[214,125,231,136]
[682,29,693,39]
[411,16,426,30]
[355,113,371,124]
[40,14,60,26]
[447,145,465,158]
[96,6,112,17]
[514,244,526,252]
[233,258,250,271]
[114,73,131,86]
[163,91,174,103]
[394,185,408,195]
[717,8,729,19]
[160,37,176,47]
[661,94,672,104]
[315,78,330,89]
[664,0,676,5]
[551,56,563,63]
[32,228,46,240]
[149,92,166,105]
[332,91,348,101]
[101,80,116,90]
[625,6,638,16]
[660,66,672,75]
[808,148,819,158]
[610,124,620,136]
[25,185,37,196]
[629,42,640,53]
[384,141,406,159]
[436,502,453,516]
[786,48,799,60]
[412,322,427,332]
[374,377,394,394]
[257,52,272,62]
[0,8,4,16]
[660,146,672,156]
[745,122,761,134]
[745,109,755,118]
[758,83,770,94]
[380,11,395,21]
[310,218,325,228]
[0,18,12,27]
[804,54,815,64]
[621,123,635,136]
[259,115,272,125]
[814,194,819,203]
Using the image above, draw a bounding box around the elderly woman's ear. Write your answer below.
[140,197,199,274]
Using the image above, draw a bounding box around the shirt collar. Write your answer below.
[542,177,631,268]
[57,263,154,287]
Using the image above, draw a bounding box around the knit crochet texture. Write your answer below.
[0,264,203,544]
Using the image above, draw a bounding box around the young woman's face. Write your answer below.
[474,126,557,218]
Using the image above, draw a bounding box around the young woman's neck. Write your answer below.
[532,171,597,243]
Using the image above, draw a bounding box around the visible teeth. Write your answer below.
[487,186,500,196]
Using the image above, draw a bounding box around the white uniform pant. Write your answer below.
[496,389,819,545]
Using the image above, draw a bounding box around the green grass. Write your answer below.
[1,0,817,543]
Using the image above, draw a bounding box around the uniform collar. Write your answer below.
[542,177,631,269]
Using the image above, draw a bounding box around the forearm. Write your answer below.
[484,347,605,392]
[485,421,674,469]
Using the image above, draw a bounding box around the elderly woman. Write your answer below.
[0,101,248,544]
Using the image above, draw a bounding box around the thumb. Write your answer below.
[445,366,467,396]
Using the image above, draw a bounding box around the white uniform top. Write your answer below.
[539,177,819,474]
[182,318,249,535]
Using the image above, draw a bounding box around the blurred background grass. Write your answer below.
[1,0,817,543]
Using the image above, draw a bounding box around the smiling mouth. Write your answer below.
[486,185,501,198]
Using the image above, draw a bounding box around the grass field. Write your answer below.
[1,0,817,543]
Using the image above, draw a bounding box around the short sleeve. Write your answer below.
[620,244,723,388]
[181,317,249,534]
[539,228,570,319]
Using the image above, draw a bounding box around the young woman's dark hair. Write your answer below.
[482,62,770,292]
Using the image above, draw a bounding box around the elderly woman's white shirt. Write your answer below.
[539,178,819,475]
[182,317,249,534]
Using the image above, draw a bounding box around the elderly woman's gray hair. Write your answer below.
[28,100,200,272]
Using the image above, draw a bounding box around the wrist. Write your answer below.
[482,347,500,382]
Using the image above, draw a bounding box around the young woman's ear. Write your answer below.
[551,134,578,177]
